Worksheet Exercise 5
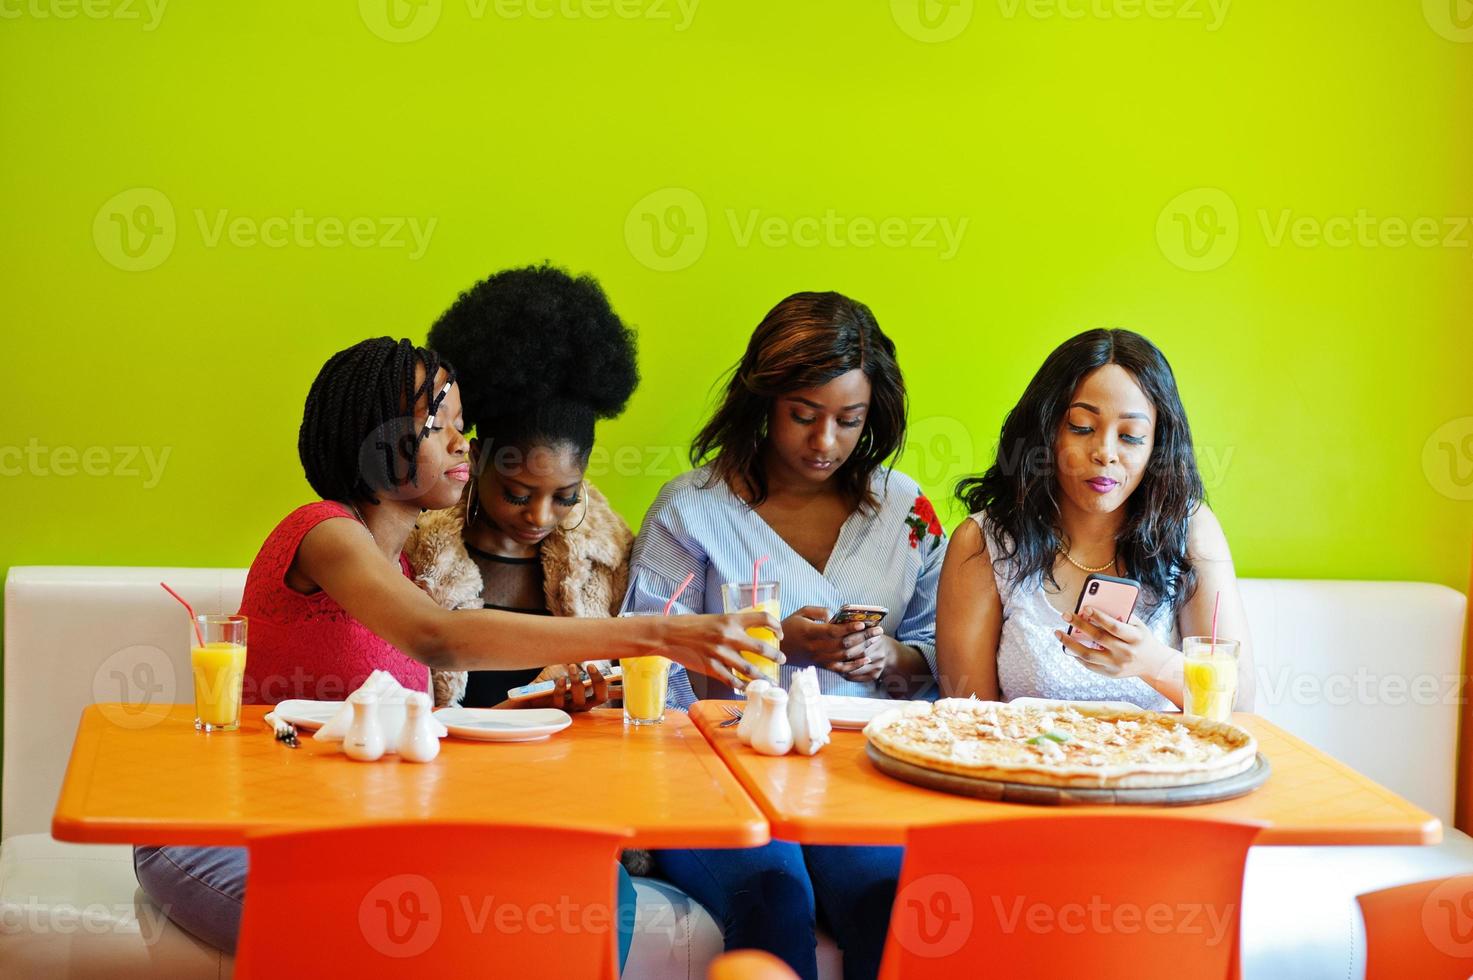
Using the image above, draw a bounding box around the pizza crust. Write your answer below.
[863,699,1257,789]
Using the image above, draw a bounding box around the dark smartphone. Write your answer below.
[829,604,888,625]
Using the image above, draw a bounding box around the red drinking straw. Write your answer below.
[662,572,696,616]
[160,582,206,648]
[752,555,770,605]
[1209,590,1222,649]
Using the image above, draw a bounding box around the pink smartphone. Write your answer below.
[1065,574,1141,652]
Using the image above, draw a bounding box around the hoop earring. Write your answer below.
[465,475,482,529]
[560,482,589,532]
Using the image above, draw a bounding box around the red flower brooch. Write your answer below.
[905,494,944,552]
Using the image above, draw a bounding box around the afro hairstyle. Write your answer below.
[426,262,638,459]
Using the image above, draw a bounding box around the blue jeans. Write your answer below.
[133,845,638,969]
[652,842,902,980]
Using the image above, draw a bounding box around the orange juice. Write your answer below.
[622,655,669,725]
[192,642,247,731]
[1183,638,1239,722]
[739,599,781,682]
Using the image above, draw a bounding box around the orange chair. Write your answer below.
[1358,873,1473,980]
[708,950,802,980]
[234,822,631,980]
[878,813,1264,980]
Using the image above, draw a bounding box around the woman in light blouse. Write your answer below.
[624,291,944,980]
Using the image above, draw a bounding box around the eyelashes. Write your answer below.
[500,491,581,508]
[1067,424,1147,446]
[791,412,864,429]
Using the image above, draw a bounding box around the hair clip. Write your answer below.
[419,380,454,439]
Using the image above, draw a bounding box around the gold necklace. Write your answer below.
[1061,546,1116,574]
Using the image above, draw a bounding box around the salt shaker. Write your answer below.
[398,691,441,763]
[737,678,771,746]
[751,688,793,756]
[343,692,386,762]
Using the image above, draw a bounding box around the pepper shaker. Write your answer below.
[343,692,386,762]
[398,691,441,763]
[751,688,793,756]
[737,678,771,746]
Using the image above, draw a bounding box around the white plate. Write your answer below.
[434,707,572,742]
[270,699,343,731]
[820,695,912,730]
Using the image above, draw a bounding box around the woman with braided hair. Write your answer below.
[133,335,782,962]
[406,263,643,714]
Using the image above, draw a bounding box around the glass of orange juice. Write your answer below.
[193,615,247,732]
[1183,637,1239,723]
[618,612,669,725]
[720,581,781,684]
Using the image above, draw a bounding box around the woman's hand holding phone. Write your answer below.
[501,662,614,712]
[1056,608,1176,681]
[782,606,882,674]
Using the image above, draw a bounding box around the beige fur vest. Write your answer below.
[404,482,634,709]
[403,484,651,876]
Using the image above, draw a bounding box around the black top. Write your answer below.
[460,546,551,708]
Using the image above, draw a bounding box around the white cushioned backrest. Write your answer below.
[2,566,247,840]
[1239,579,1467,826]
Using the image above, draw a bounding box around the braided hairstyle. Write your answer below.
[298,337,455,504]
[426,263,638,464]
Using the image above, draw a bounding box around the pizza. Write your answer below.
[863,699,1257,789]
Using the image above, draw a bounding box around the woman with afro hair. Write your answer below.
[406,262,644,714]
[133,331,780,963]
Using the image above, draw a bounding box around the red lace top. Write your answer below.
[239,501,430,705]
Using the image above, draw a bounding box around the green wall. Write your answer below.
[2,0,1471,624]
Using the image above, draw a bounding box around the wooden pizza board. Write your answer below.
[864,743,1271,806]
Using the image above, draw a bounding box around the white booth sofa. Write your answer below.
[1,565,1470,979]
[0,567,760,980]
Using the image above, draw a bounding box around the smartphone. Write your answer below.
[829,604,889,625]
[505,665,623,704]
[1065,574,1141,653]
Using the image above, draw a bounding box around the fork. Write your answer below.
[718,705,744,728]
[269,715,300,748]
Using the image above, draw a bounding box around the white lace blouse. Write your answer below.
[970,513,1177,711]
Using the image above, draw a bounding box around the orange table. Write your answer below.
[53,704,769,849]
[688,702,1442,847]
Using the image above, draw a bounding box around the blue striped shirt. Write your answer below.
[621,464,948,707]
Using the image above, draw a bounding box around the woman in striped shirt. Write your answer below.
[623,292,945,980]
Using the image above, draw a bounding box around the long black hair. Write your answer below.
[956,328,1204,611]
[693,291,908,512]
[298,337,454,504]
[426,262,638,466]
